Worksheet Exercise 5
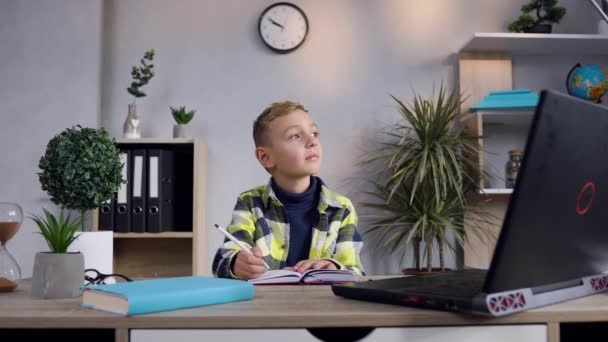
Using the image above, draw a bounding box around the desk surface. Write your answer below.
[2,277,608,329]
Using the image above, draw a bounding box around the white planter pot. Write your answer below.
[68,231,113,281]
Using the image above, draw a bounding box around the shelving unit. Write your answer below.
[471,109,534,191]
[459,33,608,269]
[480,188,513,195]
[93,137,208,278]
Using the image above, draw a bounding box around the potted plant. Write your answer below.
[359,83,495,273]
[170,105,196,138]
[30,208,83,298]
[123,49,155,139]
[38,125,124,274]
[508,0,566,33]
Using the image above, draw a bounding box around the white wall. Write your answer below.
[1,0,600,277]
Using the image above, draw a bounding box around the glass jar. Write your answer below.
[505,150,523,188]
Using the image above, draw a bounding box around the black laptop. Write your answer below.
[332,89,608,316]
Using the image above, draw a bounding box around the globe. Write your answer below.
[566,63,608,103]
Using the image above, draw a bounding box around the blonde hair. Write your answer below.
[253,101,307,147]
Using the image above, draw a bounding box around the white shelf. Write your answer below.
[460,32,608,55]
[480,188,513,195]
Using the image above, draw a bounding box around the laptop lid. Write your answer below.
[484,89,608,293]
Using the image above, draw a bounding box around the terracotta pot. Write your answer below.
[402,268,453,276]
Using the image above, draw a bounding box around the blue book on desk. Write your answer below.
[81,276,255,316]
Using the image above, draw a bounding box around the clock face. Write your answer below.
[258,2,309,53]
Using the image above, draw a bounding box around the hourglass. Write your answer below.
[0,202,22,292]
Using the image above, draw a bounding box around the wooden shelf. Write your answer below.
[117,138,197,144]
[460,32,608,55]
[113,232,193,239]
[470,110,534,126]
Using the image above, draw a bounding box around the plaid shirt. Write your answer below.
[212,177,365,278]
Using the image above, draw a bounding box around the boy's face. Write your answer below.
[256,109,323,179]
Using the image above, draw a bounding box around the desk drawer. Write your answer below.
[132,325,546,342]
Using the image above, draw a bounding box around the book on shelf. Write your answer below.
[249,268,358,285]
[81,276,254,316]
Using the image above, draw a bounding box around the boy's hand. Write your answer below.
[233,247,268,280]
[283,259,337,273]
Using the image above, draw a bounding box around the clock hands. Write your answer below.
[269,18,284,30]
[282,12,291,32]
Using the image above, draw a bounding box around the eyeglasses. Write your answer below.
[84,268,133,286]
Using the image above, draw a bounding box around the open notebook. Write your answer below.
[249,269,357,285]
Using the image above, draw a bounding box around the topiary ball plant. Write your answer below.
[37,126,124,231]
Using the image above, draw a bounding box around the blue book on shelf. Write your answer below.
[470,89,539,112]
[81,276,255,316]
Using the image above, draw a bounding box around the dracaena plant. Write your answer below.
[359,82,497,272]
[170,105,196,125]
[31,208,81,253]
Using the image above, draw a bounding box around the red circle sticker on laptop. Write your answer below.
[576,181,596,216]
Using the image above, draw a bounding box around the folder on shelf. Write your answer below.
[130,149,147,233]
[98,197,115,231]
[146,149,176,232]
[115,149,132,233]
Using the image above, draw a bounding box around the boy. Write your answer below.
[212,101,365,280]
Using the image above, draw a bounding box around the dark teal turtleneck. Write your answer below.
[271,176,320,267]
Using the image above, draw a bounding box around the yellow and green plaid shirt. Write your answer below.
[212,178,365,278]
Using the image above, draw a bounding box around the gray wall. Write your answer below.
[0,0,103,277]
[1,0,599,278]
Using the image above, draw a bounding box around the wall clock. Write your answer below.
[258,2,309,53]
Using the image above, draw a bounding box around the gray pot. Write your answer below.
[173,124,191,138]
[31,252,84,299]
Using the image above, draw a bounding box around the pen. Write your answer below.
[214,224,271,269]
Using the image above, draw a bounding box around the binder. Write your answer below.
[98,197,115,231]
[146,149,176,232]
[130,149,147,233]
[115,149,132,233]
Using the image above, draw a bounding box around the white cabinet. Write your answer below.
[131,325,547,342]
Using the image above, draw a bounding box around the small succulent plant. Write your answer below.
[170,106,196,125]
[31,208,81,253]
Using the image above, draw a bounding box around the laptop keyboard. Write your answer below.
[364,269,487,298]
